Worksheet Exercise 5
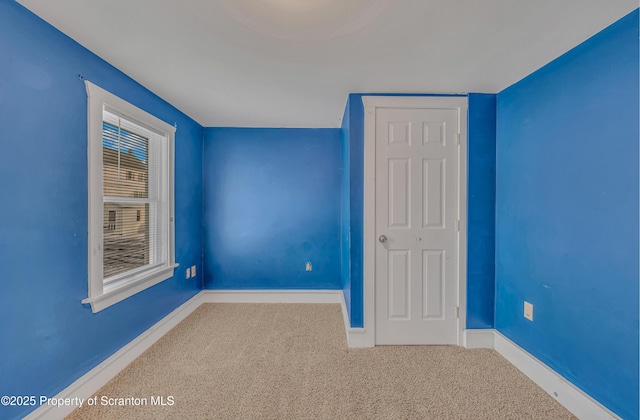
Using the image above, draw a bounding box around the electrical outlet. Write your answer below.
[524,301,533,321]
[305,262,312,271]
[186,267,191,279]
[191,265,196,277]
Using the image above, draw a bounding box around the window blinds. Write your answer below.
[102,109,169,283]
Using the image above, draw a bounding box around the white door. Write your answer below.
[374,105,461,345]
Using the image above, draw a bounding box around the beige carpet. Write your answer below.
[67,303,575,419]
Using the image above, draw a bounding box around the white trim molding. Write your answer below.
[200,289,342,303]
[84,81,177,313]
[25,293,203,420]
[361,95,469,346]
[339,291,374,348]
[493,332,620,420]
[463,329,495,349]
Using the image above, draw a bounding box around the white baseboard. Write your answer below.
[200,289,342,303]
[339,291,374,348]
[344,327,373,348]
[25,292,204,420]
[24,291,619,420]
[463,329,495,349]
[338,290,351,344]
[493,332,620,420]
[205,289,375,348]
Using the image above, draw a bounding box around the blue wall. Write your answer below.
[0,2,203,419]
[342,93,497,328]
[340,100,352,318]
[346,94,366,327]
[495,10,639,419]
[203,128,341,290]
[467,94,497,328]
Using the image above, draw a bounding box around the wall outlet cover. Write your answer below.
[524,301,534,321]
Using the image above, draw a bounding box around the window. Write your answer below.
[83,81,176,313]
[107,210,117,231]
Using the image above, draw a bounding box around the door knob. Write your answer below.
[379,235,387,243]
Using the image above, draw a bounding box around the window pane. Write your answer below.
[103,122,148,199]
[103,203,150,279]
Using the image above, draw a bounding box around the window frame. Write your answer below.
[83,81,177,313]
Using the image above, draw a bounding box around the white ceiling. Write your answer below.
[17,0,638,128]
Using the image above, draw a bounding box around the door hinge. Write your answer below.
[455,220,460,231]
[456,306,459,318]
[457,133,460,145]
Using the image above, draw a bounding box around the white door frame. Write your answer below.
[361,96,468,347]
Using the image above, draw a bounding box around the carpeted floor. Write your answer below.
[67,303,575,419]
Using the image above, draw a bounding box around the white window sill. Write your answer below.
[82,264,178,313]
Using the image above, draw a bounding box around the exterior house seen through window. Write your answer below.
[102,122,150,279]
